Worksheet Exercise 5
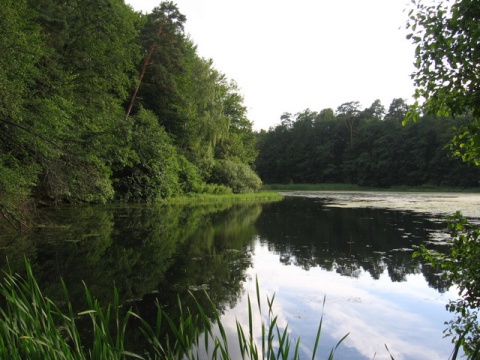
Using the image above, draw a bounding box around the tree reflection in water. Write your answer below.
[0,194,461,358]
[255,196,452,292]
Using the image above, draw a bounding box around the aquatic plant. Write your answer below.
[0,260,347,359]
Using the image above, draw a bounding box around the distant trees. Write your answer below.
[255,99,480,188]
[336,101,362,145]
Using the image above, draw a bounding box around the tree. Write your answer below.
[126,1,186,120]
[317,108,335,123]
[0,0,44,226]
[336,101,362,145]
[113,108,184,201]
[363,99,385,121]
[407,0,480,118]
[407,0,480,356]
[407,0,480,165]
[254,101,479,187]
[280,112,294,129]
[0,0,265,224]
[384,98,409,123]
[215,82,258,165]
[14,0,142,204]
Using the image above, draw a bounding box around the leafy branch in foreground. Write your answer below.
[414,212,480,358]
[0,260,348,359]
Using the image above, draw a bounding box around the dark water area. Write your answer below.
[0,202,258,308]
[0,192,476,359]
[255,196,446,284]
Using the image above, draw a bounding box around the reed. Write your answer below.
[0,260,347,359]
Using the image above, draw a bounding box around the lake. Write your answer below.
[1,191,478,359]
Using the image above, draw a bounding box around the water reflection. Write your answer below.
[255,197,450,291]
[0,193,469,359]
[236,195,462,359]
[0,202,261,308]
[241,247,457,360]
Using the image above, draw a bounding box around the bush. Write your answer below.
[200,183,233,195]
[210,160,262,194]
[0,156,39,229]
[113,109,181,201]
[177,155,203,194]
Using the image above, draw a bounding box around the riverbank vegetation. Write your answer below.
[0,0,261,229]
[163,191,284,205]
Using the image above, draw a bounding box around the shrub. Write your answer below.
[210,160,262,194]
[177,155,203,194]
[201,183,233,195]
[113,109,181,201]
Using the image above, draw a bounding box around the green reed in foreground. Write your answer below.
[0,260,348,359]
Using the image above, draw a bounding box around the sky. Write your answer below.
[126,0,416,130]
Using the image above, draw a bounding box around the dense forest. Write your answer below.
[255,99,480,187]
[3,0,480,229]
[1,0,261,226]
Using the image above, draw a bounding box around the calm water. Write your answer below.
[1,192,479,359]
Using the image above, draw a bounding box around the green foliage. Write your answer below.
[414,212,480,358]
[407,3,480,357]
[407,0,480,119]
[113,108,181,201]
[406,0,480,165]
[200,184,234,196]
[0,155,39,229]
[0,0,43,220]
[0,0,42,121]
[0,0,261,222]
[255,105,480,187]
[215,83,258,165]
[211,160,262,194]
[450,118,480,166]
[177,155,203,194]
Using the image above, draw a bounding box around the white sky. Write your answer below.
[126,0,416,130]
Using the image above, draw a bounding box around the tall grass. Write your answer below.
[0,260,348,359]
[164,192,284,205]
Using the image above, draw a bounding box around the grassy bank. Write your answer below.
[163,191,284,205]
[261,183,480,193]
[0,260,348,359]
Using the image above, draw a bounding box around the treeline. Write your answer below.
[0,1,261,224]
[255,99,480,187]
